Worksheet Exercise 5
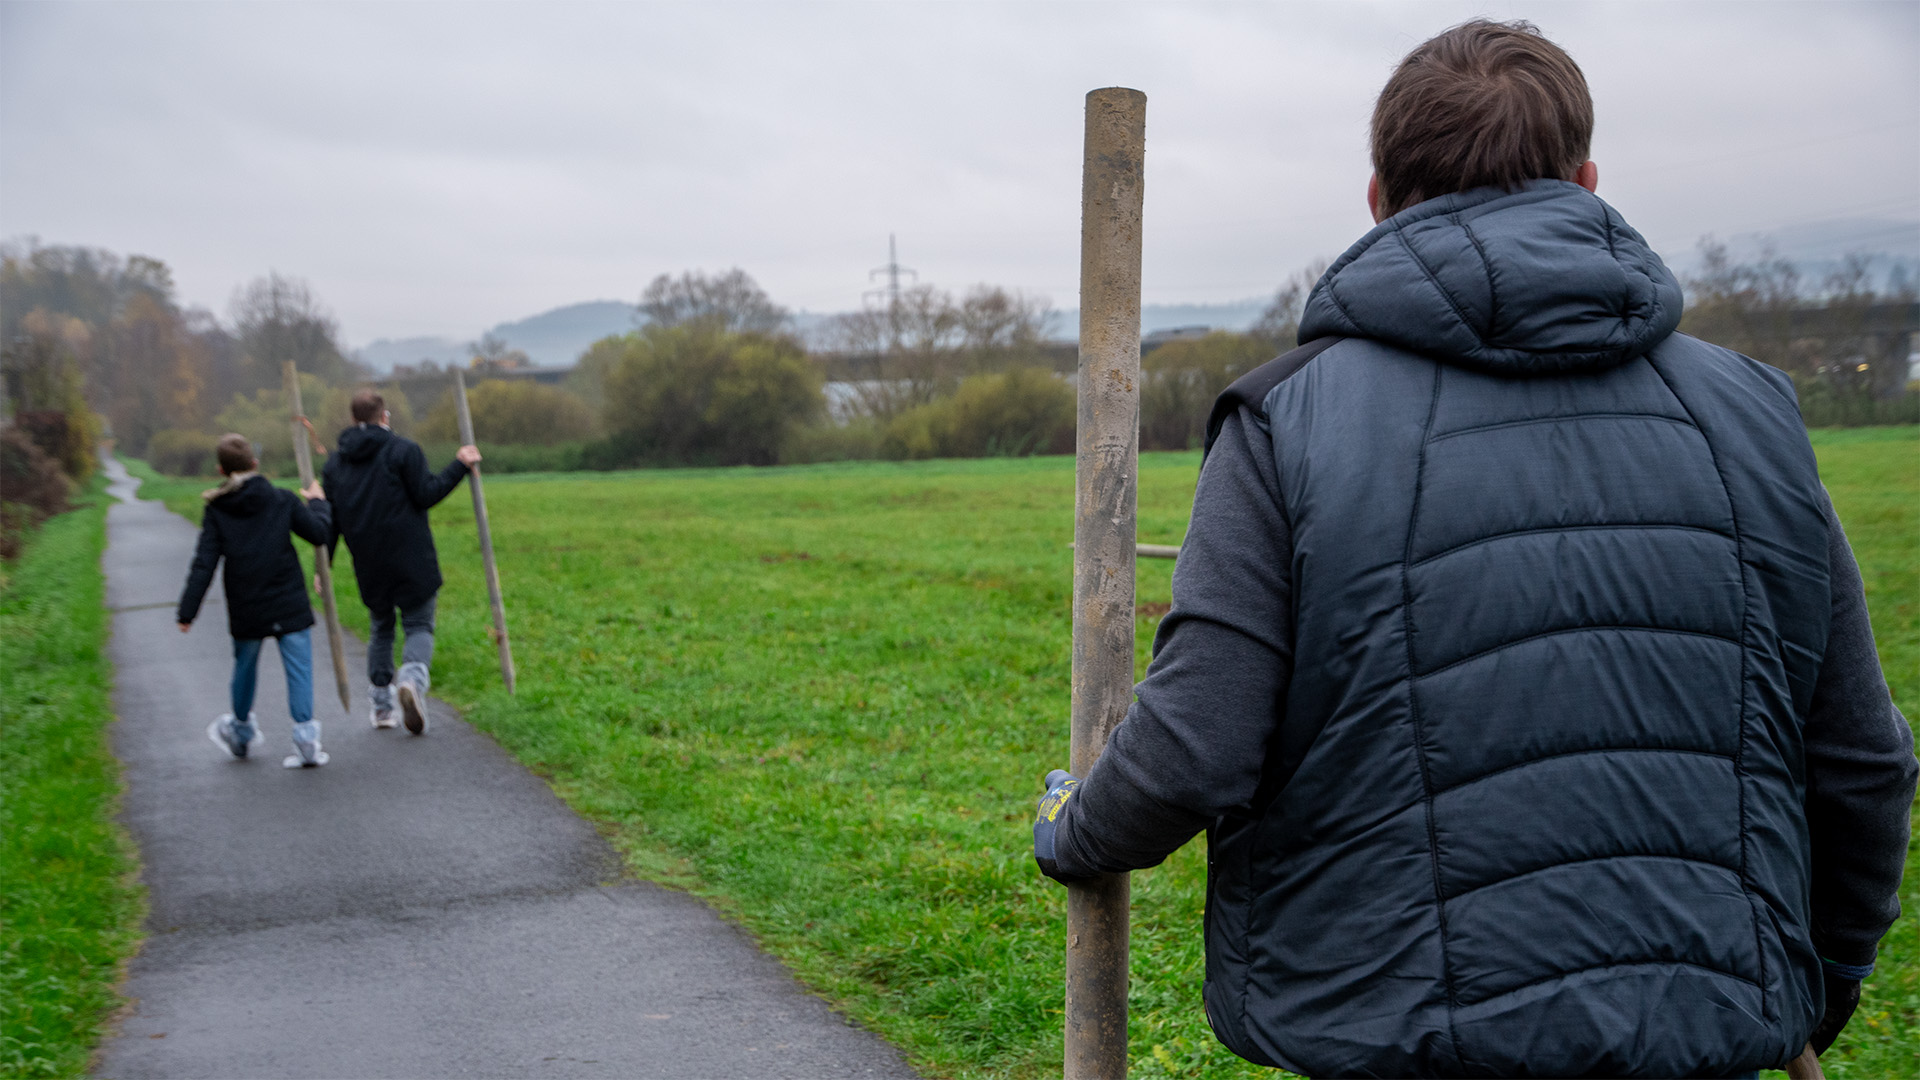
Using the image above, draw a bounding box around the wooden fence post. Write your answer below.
[1067,85,1145,1080]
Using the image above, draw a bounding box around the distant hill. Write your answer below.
[354,300,640,372]
[485,300,639,366]
[353,335,469,373]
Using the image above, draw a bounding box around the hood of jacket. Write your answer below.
[1297,180,1683,376]
[337,423,393,463]
[202,472,273,514]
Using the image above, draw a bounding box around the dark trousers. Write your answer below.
[367,595,436,706]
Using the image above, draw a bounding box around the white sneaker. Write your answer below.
[397,680,428,735]
[208,713,249,760]
[369,705,399,729]
[283,721,329,768]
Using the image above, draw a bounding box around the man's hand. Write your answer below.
[177,622,191,634]
[456,444,482,467]
[1034,769,1087,883]
[1810,964,1867,1054]
[300,481,324,501]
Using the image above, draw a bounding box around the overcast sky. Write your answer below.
[3,1,1916,346]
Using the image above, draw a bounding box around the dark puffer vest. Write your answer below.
[1203,182,1831,1076]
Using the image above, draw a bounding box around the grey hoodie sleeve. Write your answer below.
[1805,491,1917,970]
[1054,407,1296,876]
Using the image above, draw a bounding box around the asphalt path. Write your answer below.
[93,457,913,1079]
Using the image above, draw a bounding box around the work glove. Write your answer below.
[1033,769,1086,884]
[1809,960,1869,1055]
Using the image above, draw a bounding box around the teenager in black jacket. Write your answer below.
[321,388,479,734]
[177,433,334,767]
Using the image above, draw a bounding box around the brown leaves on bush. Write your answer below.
[0,428,71,559]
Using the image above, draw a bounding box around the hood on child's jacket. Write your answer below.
[202,472,272,512]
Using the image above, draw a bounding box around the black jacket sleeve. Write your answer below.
[176,512,223,625]
[320,457,342,560]
[289,492,333,547]
[1055,407,1297,876]
[1804,490,1917,969]
[398,440,470,511]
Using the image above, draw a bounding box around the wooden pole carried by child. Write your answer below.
[453,369,516,693]
[282,361,352,712]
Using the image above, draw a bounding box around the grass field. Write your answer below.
[129,426,1916,1077]
[0,482,144,1079]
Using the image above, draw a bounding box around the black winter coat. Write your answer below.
[321,425,469,612]
[1055,182,1917,1077]
[177,475,333,640]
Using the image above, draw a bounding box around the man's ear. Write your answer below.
[1367,173,1385,223]
[1573,160,1599,193]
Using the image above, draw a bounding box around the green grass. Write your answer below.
[125,431,1917,1077]
[1804,426,1920,1079]
[0,481,144,1078]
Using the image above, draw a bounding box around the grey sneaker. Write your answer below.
[369,705,399,729]
[397,680,428,735]
[283,720,329,768]
[208,713,250,760]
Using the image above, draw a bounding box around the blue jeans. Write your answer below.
[232,629,313,726]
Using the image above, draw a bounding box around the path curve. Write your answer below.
[94,456,913,1079]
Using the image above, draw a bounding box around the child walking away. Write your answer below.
[176,433,335,768]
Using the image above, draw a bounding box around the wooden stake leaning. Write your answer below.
[453,369,516,693]
[1067,86,1146,1080]
[282,362,352,712]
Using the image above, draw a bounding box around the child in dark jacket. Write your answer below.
[176,433,335,767]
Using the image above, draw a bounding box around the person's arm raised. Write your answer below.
[399,439,478,510]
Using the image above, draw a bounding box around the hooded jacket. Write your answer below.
[177,473,333,640]
[321,424,469,613]
[1053,182,1916,1077]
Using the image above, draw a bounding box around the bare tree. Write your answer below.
[230,272,359,385]
[469,332,530,370]
[1250,259,1330,350]
[639,268,788,335]
[822,283,1057,420]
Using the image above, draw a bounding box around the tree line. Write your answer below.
[3,236,1913,517]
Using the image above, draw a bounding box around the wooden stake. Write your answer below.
[282,362,352,713]
[453,369,516,693]
[1068,85,1145,1080]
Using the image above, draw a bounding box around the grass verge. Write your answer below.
[1806,426,1920,1079]
[0,480,144,1078]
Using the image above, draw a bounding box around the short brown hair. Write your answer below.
[350,388,385,423]
[1370,20,1593,217]
[216,433,256,474]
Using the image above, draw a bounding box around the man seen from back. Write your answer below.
[1032,20,1916,1077]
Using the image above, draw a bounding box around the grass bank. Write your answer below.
[130,429,1917,1077]
[0,481,143,1078]
[1807,426,1920,1078]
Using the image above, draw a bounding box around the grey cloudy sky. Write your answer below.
[3,1,1916,346]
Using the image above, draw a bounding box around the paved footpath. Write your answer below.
[94,457,913,1079]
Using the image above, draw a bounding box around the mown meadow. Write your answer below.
[127,426,1917,1078]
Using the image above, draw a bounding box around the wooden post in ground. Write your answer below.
[452,369,516,693]
[282,362,352,712]
[1068,85,1145,1080]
